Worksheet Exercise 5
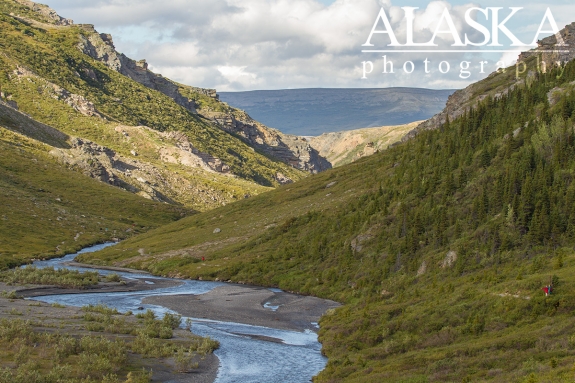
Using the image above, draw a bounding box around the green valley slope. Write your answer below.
[0,126,187,268]
[81,42,575,382]
[0,0,307,212]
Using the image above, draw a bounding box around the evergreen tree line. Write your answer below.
[227,60,575,299]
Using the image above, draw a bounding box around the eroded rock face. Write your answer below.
[206,109,331,174]
[66,137,117,184]
[51,136,198,205]
[13,66,102,118]
[158,130,231,174]
[76,29,329,174]
[13,0,73,25]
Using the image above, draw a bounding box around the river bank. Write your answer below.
[0,282,219,383]
[65,259,341,333]
[144,284,341,333]
[15,276,182,298]
[22,243,340,383]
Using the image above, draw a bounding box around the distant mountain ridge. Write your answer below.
[219,88,454,136]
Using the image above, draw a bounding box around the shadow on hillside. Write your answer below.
[0,102,71,149]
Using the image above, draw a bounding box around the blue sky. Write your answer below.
[46,0,574,91]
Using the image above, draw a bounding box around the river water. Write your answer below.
[29,243,328,383]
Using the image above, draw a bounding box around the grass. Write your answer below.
[0,301,219,383]
[0,266,99,288]
[79,61,575,382]
[0,126,188,267]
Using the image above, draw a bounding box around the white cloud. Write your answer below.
[45,0,574,91]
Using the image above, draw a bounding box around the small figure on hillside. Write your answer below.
[542,285,553,296]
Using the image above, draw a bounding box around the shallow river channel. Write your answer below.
[29,243,329,383]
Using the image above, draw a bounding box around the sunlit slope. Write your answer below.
[0,0,304,211]
[309,122,421,167]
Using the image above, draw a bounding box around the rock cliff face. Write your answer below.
[77,27,198,114]
[519,22,575,64]
[13,0,72,25]
[205,109,331,173]
[403,22,575,141]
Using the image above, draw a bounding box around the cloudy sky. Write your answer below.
[46,0,573,91]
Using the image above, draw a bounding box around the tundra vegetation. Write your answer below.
[0,267,219,382]
[0,266,99,288]
[0,304,218,383]
[0,0,303,267]
[2,0,575,381]
[83,61,575,382]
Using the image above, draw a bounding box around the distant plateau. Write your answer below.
[218,87,455,136]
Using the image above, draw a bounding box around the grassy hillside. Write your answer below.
[309,122,421,167]
[0,0,304,207]
[0,125,189,268]
[80,59,575,382]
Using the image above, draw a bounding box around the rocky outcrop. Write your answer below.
[77,30,198,113]
[155,130,230,174]
[13,0,73,26]
[206,109,331,173]
[519,22,575,64]
[50,133,234,205]
[12,66,102,118]
[64,137,118,185]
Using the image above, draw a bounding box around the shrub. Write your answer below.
[174,346,199,372]
[162,313,182,330]
[124,369,153,383]
[0,266,99,288]
[105,273,121,282]
[82,304,119,315]
[55,336,79,361]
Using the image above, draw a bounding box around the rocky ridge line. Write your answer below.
[75,24,330,173]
